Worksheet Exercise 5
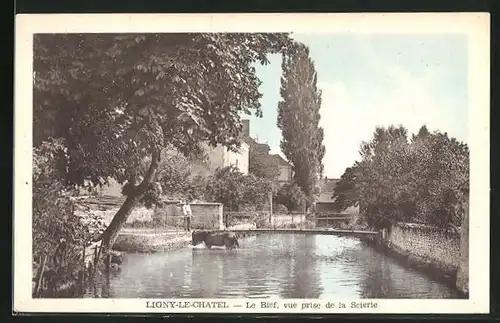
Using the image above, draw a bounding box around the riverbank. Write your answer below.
[113,224,258,253]
[113,229,192,253]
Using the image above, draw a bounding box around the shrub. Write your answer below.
[273,204,288,214]
[275,183,307,212]
[206,166,273,211]
[33,139,94,297]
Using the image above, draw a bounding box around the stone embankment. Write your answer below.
[361,221,468,298]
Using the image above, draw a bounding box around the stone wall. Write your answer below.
[156,202,224,230]
[190,202,224,230]
[387,222,461,281]
[75,198,223,230]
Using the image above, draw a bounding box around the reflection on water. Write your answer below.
[88,234,461,299]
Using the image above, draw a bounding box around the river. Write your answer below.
[87,234,462,299]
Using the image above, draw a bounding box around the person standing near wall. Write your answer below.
[182,199,192,232]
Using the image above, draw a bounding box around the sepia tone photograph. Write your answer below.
[14,13,489,314]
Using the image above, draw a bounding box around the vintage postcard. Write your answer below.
[14,13,490,314]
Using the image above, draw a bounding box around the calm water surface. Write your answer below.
[89,234,461,299]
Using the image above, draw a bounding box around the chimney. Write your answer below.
[242,119,250,137]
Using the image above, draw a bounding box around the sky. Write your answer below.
[242,33,468,179]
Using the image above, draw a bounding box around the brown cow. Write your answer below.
[192,230,240,250]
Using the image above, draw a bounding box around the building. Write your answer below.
[241,119,293,185]
[241,119,270,153]
[203,119,296,180]
[315,177,359,214]
[202,120,251,175]
[204,141,250,175]
[270,154,293,186]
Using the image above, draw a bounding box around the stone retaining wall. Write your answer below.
[376,221,467,297]
[388,222,460,276]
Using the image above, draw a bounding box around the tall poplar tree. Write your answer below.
[277,45,325,206]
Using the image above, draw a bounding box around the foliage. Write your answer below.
[331,125,469,230]
[205,166,273,211]
[246,139,280,180]
[33,33,296,247]
[243,173,275,208]
[331,166,360,212]
[277,44,325,204]
[409,128,469,228]
[205,166,246,211]
[273,203,288,213]
[275,183,307,212]
[34,33,295,186]
[33,139,93,296]
[127,145,211,208]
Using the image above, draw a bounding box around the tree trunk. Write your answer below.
[98,147,161,251]
[34,255,47,297]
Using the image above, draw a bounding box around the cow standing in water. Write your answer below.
[192,230,240,250]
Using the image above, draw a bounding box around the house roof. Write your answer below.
[320,178,339,192]
[240,119,271,153]
[270,154,291,167]
[317,178,340,203]
[242,136,269,150]
[242,135,256,146]
[315,177,360,214]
